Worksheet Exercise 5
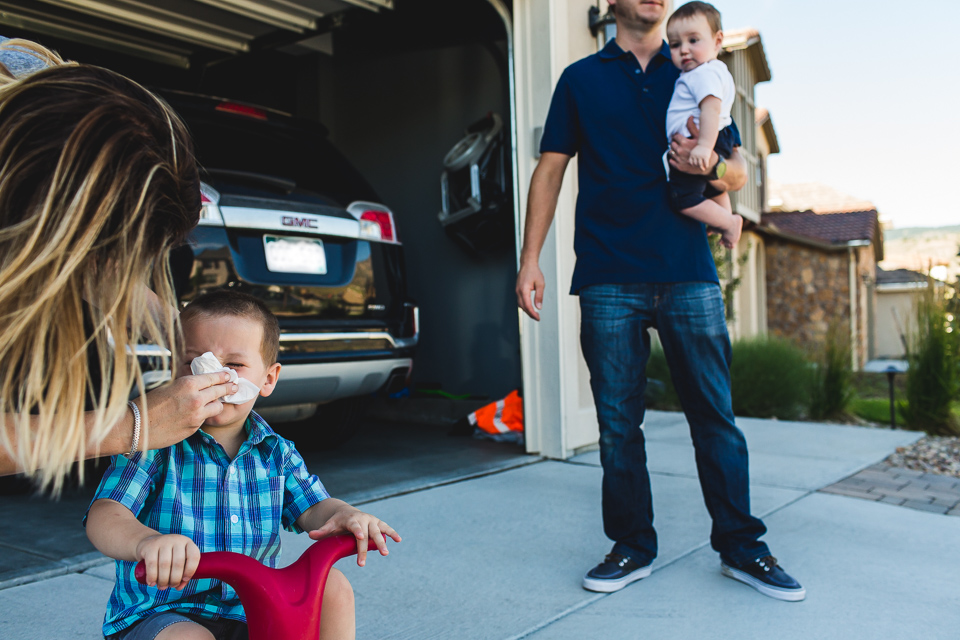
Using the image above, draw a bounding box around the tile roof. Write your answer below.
[761,209,880,245]
[875,267,928,285]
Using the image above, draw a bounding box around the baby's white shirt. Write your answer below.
[665,59,735,141]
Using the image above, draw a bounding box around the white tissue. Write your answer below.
[190,351,262,404]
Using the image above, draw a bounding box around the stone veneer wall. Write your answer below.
[765,239,877,367]
[765,239,851,353]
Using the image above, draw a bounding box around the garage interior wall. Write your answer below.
[320,41,521,400]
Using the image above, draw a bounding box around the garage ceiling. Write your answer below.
[0,0,391,68]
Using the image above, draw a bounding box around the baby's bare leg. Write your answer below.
[710,191,732,214]
[679,198,735,232]
[319,568,356,640]
[155,621,215,640]
[680,194,741,248]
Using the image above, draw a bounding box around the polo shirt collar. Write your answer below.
[598,38,672,64]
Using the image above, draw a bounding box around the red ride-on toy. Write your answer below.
[135,534,371,640]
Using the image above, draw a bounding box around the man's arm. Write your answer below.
[515,151,571,321]
[668,116,747,193]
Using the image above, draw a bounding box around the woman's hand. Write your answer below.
[140,372,237,450]
[308,505,401,567]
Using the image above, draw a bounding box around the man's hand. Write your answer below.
[516,262,545,321]
[135,533,201,590]
[668,116,715,176]
[308,505,401,567]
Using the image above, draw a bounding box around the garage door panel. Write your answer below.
[0,1,196,67]
[33,0,274,52]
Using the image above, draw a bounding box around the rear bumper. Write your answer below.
[258,357,412,407]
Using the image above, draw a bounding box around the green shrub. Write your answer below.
[730,337,811,420]
[645,344,681,410]
[808,323,854,420]
[903,285,960,435]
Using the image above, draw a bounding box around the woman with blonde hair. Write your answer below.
[0,39,238,491]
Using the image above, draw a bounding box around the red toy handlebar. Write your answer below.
[134,534,366,640]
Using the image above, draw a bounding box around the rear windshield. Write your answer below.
[174,104,380,208]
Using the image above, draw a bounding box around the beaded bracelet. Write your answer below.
[123,400,141,459]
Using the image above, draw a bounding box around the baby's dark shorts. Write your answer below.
[667,125,738,212]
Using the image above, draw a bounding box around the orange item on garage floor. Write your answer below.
[469,390,524,438]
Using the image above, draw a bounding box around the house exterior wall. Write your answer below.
[729,232,767,340]
[875,288,922,358]
[719,48,760,222]
[765,239,876,368]
[514,0,604,458]
[765,239,850,349]
[855,245,876,366]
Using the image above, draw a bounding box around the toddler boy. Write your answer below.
[85,289,400,640]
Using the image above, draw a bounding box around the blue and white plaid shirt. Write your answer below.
[86,411,329,637]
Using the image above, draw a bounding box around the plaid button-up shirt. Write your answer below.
[86,412,329,637]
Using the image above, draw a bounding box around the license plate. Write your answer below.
[263,235,327,274]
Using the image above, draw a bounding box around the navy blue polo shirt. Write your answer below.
[540,39,740,293]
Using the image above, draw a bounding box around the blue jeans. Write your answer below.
[579,282,769,566]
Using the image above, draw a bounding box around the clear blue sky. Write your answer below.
[713,0,958,228]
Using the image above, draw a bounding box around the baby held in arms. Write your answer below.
[664,1,742,249]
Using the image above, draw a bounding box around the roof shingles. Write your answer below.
[761,209,879,245]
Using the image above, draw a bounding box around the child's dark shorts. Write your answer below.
[667,125,738,212]
[107,611,248,640]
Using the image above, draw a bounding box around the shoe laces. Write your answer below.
[755,555,779,573]
[604,553,632,568]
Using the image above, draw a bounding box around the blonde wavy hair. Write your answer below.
[0,40,200,491]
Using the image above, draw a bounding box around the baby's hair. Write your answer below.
[668,1,723,34]
[180,290,280,366]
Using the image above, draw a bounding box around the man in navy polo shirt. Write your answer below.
[515,0,804,601]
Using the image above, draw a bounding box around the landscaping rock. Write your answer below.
[885,436,960,478]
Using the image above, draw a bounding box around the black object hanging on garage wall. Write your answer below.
[437,112,513,256]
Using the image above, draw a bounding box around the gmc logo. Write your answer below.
[281,216,318,229]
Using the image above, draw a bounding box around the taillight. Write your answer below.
[198,182,224,226]
[360,210,395,242]
[404,302,419,339]
[215,102,268,120]
[348,202,399,244]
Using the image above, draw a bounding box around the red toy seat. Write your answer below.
[135,534,361,640]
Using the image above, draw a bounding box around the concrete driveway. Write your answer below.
[2,412,957,639]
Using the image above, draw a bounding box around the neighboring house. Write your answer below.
[718,29,772,341]
[874,267,932,359]
[756,208,884,369]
